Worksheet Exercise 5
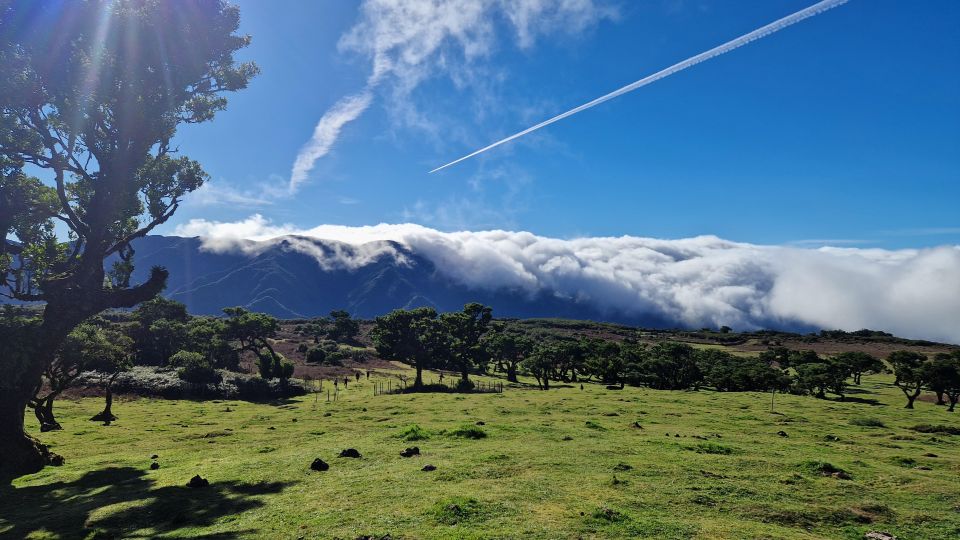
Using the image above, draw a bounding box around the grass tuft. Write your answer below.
[446,425,487,439]
[396,424,430,441]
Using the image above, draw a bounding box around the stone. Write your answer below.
[150,454,159,459]
[150,462,160,470]
[400,447,420,458]
[310,458,330,471]
[777,431,789,437]
[864,532,897,540]
[339,448,362,458]
[421,464,436,472]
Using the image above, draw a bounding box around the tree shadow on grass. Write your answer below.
[833,396,885,407]
[0,466,294,539]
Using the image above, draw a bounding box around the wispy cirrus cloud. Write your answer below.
[285,0,617,193]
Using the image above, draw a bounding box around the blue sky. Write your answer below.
[158,0,960,249]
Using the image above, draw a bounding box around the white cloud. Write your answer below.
[172,216,960,343]
[185,180,274,207]
[287,0,617,191]
[289,91,373,193]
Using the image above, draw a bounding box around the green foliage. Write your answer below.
[794,360,852,399]
[441,303,493,383]
[257,351,294,381]
[637,342,702,390]
[701,352,790,392]
[326,310,360,342]
[372,307,441,386]
[169,351,221,385]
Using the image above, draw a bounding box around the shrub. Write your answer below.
[305,347,327,364]
[447,425,487,439]
[169,350,221,385]
[296,343,309,353]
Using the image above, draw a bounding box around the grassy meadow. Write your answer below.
[2,366,959,540]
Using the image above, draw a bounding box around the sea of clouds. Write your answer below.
[173,215,960,344]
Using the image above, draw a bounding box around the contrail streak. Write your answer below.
[430,0,848,173]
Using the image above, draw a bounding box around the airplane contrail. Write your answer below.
[430,0,849,173]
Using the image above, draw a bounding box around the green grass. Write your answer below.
[2,372,959,539]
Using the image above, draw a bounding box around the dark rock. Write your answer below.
[49,454,65,467]
[292,418,298,423]
[187,475,210,488]
[310,458,330,471]
[824,434,840,442]
[475,421,485,426]
[631,422,643,429]
[831,471,852,480]
[400,447,420,458]
[923,453,938,458]
[562,436,574,441]
[613,463,632,471]
[605,385,622,390]
[339,448,362,458]
[777,431,789,437]
[150,454,159,459]
[150,462,160,470]
[323,412,332,417]
[421,464,436,472]
[674,434,680,438]
[268,426,276,430]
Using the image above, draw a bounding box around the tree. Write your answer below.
[86,326,133,423]
[0,0,256,475]
[930,352,960,412]
[638,342,702,390]
[584,339,625,387]
[794,360,851,400]
[185,316,239,371]
[221,307,288,379]
[699,351,789,392]
[371,307,439,388]
[832,351,885,385]
[440,303,493,389]
[327,310,360,342]
[523,343,557,390]
[169,350,222,385]
[888,350,929,409]
[130,297,189,364]
[483,324,532,383]
[926,352,960,408]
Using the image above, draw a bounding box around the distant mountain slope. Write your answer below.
[124,235,668,324]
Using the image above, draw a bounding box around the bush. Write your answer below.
[169,350,221,385]
[75,366,307,401]
[305,346,326,364]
